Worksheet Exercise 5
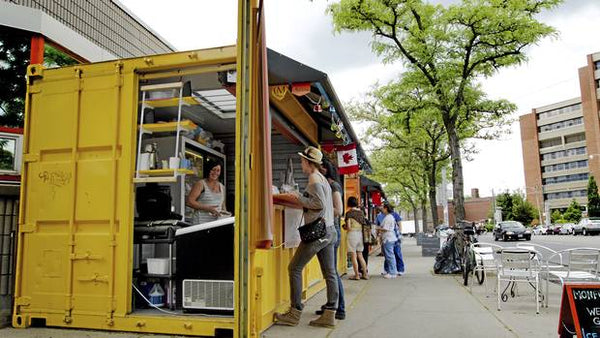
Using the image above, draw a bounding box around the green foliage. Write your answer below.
[494,191,538,226]
[551,210,563,223]
[587,176,600,217]
[44,44,78,68]
[328,0,562,221]
[563,199,582,223]
[511,193,538,226]
[0,27,30,127]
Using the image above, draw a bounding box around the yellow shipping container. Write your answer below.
[14,42,341,337]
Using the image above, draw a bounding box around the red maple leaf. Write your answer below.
[342,152,354,164]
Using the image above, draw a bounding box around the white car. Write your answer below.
[573,218,600,236]
[532,225,547,235]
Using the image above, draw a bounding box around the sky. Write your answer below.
[119,0,600,198]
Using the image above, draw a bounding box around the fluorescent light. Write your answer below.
[193,89,236,119]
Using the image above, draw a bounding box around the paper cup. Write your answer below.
[139,153,150,171]
[169,157,180,169]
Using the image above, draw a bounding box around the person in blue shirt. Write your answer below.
[391,210,405,275]
[376,204,405,275]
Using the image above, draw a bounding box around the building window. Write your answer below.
[537,103,582,120]
[544,189,587,200]
[542,159,588,173]
[538,117,583,133]
[540,146,586,161]
[542,172,588,185]
[565,133,585,144]
[595,60,600,70]
[539,138,562,149]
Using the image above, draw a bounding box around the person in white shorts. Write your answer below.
[344,196,369,280]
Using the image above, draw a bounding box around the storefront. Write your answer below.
[12,36,370,338]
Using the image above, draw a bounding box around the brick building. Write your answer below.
[520,52,600,212]
[436,189,492,226]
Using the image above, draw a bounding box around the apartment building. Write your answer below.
[520,51,600,212]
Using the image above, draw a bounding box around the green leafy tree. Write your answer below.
[0,27,30,127]
[495,192,513,222]
[348,76,450,227]
[511,193,537,226]
[329,0,561,223]
[551,210,563,224]
[563,200,583,223]
[587,176,600,217]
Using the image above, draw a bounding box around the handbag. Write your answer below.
[362,220,377,245]
[298,217,327,243]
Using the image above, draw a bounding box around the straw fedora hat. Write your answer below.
[298,146,323,164]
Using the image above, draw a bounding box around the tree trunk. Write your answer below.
[412,206,419,232]
[421,201,428,232]
[428,163,439,229]
[446,123,465,222]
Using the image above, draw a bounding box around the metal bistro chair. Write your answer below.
[471,242,503,292]
[540,248,600,308]
[496,247,541,314]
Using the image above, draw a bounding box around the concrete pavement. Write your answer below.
[0,238,564,337]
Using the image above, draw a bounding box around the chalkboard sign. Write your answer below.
[558,283,600,338]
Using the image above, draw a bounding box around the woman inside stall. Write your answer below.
[186,160,228,224]
[274,146,339,328]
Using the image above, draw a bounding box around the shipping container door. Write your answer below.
[15,64,135,325]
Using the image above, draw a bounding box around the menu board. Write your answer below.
[558,284,600,338]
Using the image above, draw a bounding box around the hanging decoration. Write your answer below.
[336,143,359,175]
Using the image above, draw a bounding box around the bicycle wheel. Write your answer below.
[462,249,471,286]
[475,262,485,285]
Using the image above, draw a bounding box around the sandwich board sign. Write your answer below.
[558,284,600,338]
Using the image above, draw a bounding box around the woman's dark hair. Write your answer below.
[321,158,340,183]
[204,160,223,179]
[347,196,358,208]
[383,203,394,213]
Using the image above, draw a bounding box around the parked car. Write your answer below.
[573,218,600,236]
[550,223,563,235]
[494,221,532,241]
[532,225,547,235]
[560,223,574,235]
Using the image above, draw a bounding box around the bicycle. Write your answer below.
[457,221,484,286]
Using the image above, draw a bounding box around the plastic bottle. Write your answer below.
[148,283,165,307]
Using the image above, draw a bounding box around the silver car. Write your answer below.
[573,218,600,236]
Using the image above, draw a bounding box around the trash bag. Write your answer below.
[433,234,462,274]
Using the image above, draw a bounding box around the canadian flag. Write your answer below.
[336,143,359,175]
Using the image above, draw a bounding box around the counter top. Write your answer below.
[273,193,303,209]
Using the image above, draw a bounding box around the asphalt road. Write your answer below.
[476,232,600,251]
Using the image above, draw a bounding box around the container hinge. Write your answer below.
[63,310,72,324]
[114,62,123,87]
[19,223,36,233]
[70,252,102,261]
[15,297,31,306]
[106,312,114,326]
[23,153,40,163]
[77,273,109,283]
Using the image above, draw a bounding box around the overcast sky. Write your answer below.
[120,0,600,198]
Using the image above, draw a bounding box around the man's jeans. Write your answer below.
[382,240,398,275]
[394,238,405,273]
[288,226,338,310]
[333,225,346,314]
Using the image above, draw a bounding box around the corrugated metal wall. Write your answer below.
[0,196,18,328]
[6,0,173,57]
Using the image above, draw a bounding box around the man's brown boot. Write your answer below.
[309,309,336,328]
[274,308,302,326]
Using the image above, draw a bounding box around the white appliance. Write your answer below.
[182,279,234,311]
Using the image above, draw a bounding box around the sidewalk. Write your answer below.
[0,238,562,338]
[264,237,561,338]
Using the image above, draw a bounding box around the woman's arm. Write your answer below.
[296,183,325,210]
[186,181,218,216]
[332,190,343,217]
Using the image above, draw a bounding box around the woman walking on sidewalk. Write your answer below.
[378,204,398,279]
[344,196,369,280]
[273,147,339,328]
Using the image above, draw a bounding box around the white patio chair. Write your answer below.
[471,242,502,292]
[540,248,600,307]
[496,247,541,314]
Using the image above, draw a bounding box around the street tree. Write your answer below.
[369,147,430,229]
[551,210,563,224]
[587,176,600,217]
[511,193,537,226]
[348,76,450,227]
[563,199,583,223]
[495,192,514,222]
[328,0,561,222]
